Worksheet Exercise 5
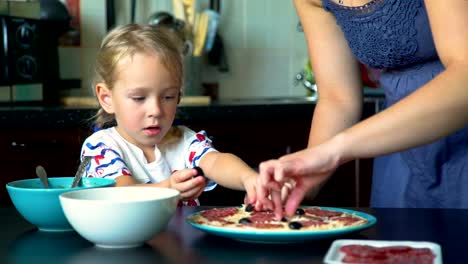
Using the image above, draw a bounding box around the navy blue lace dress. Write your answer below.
[322,0,468,208]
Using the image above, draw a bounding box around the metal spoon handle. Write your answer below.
[35,165,49,188]
[71,156,92,188]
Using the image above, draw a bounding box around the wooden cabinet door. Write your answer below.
[186,117,358,207]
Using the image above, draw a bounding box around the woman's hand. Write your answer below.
[169,168,207,200]
[247,179,296,210]
[255,140,342,219]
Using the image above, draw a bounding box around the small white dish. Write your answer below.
[324,239,442,264]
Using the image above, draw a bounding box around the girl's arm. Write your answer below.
[198,151,257,191]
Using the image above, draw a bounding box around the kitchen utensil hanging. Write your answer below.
[206,0,229,72]
[182,0,196,29]
[106,0,115,31]
[130,0,136,23]
[203,10,219,53]
[193,11,209,56]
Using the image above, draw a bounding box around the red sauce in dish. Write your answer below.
[340,244,436,264]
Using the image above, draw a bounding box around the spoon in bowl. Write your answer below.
[71,156,92,188]
[35,165,49,189]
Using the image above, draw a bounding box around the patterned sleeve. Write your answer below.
[185,129,218,191]
[80,135,131,180]
[186,130,217,167]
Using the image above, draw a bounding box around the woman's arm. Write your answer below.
[294,0,364,148]
[335,0,468,163]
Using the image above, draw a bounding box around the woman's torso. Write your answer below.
[321,0,468,208]
[322,0,437,70]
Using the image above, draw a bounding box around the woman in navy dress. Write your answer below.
[256,0,468,218]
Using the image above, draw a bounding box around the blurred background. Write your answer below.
[0,0,311,105]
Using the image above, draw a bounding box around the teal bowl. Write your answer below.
[6,177,116,232]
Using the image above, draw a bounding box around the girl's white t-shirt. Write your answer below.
[79,126,217,191]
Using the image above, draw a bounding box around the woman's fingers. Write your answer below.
[270,189,283,220]
[255,181,283,212]
[283,176,322,215]
[281,180,295,202]
[256,159,293,212]
[260,159,291,184]
[253,146,338,215]
[284,187,307,216]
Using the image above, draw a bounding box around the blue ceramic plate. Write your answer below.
[186,207,377,244]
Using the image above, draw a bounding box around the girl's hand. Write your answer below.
[242,174,258,205]
[169,168,207,200]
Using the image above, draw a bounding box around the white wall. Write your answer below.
[59,0,310,98]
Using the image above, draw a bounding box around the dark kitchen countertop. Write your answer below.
[0,206,463,264]
[0,90,384,129]
[0,102,317,130]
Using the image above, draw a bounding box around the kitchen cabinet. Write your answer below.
[0,99,380,207]
[185,113,360,208]
[191,100,379,207]
[0,128,91,206]
[191,117,312,206]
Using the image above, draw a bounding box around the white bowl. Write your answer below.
[59,187,179,248]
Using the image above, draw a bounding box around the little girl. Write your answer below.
[79,24,258,206]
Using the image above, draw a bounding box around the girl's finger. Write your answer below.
[255,176,269,211]
[243,177,257,204]
[172,169,193,184]
[180,184,203,200]
[175,176,205,193]
[193,184,205,198]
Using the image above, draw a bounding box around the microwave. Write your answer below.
[0,15,60,105]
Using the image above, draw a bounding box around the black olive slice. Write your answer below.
[288,221,303,230]
[194,166,204,176]
[295,208,305,216]
[245,204,254,212]
[239,217,252,224]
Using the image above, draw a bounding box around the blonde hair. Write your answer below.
[92,24,185,129]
